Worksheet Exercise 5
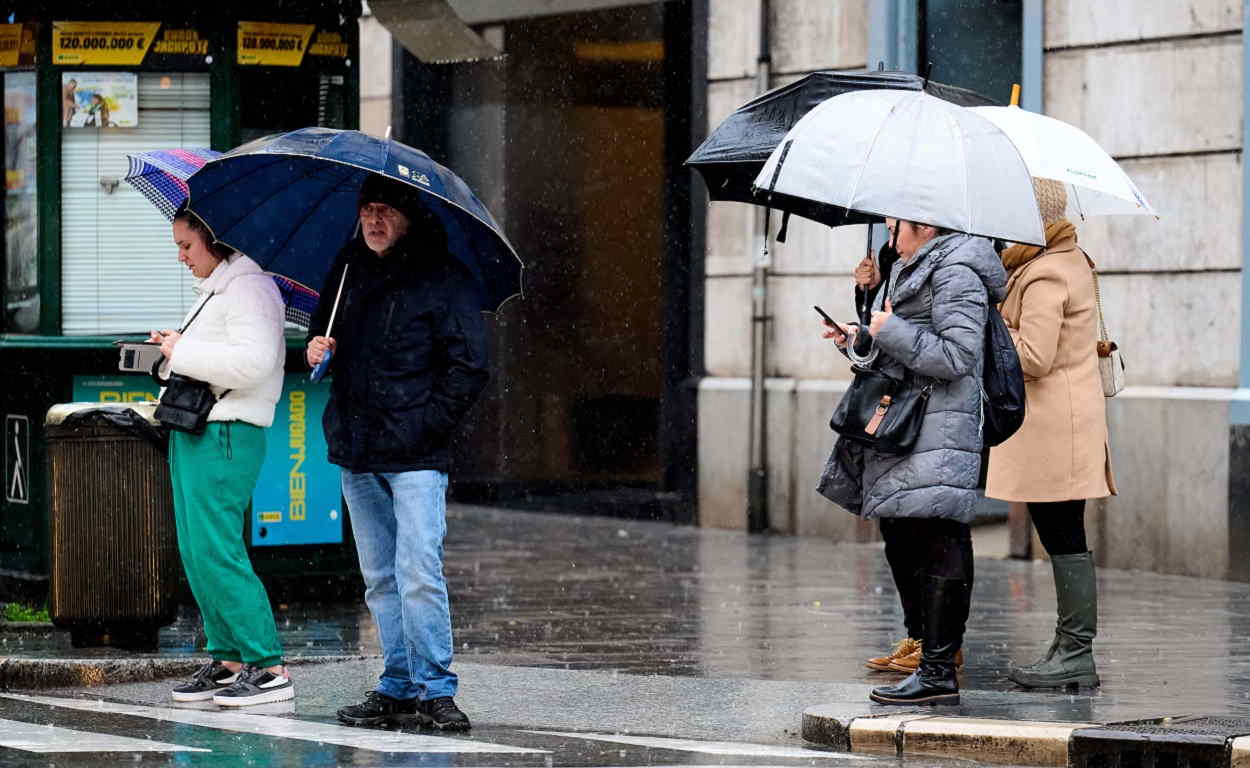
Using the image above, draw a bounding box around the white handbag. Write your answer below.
[1088,256,1124,397]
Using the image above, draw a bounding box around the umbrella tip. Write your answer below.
[385,125,393,139]
[1010,83,1021,106]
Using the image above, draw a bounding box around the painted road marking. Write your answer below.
[3,694,546,754]
[0,717,209,753]
[523,731,870,759]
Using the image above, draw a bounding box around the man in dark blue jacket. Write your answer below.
[307,176,489,731]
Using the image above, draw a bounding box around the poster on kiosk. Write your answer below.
[73,374,342,547]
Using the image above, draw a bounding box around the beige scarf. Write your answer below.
[1000,219,1076,271]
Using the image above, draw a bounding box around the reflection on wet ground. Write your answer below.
[443,505,1250,723]
[0,683,962,768]
[9,503,1250,723]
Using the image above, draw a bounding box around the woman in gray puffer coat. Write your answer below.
[819,220,1007,706]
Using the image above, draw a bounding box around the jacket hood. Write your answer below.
[905,232,1008,304]
[196,253,263,295]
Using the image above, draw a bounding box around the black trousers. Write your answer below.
[1026,500,1087,556]
[880,518,973,640]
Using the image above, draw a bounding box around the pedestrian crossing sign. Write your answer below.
[5,414,29,504]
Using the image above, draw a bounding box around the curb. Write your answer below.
[1231,736,1250,768]
[0,654,381,690]
[0,621,56,633]
[803,707,1095,766]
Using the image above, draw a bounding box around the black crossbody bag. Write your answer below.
[150,294,230,435]
[829,266,933,455]
[830,366,932,454]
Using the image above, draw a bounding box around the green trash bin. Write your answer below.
[45,403,178,649]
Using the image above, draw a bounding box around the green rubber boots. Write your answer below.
[1009,551,1100,689]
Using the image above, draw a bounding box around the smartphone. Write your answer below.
[114,340,163,373]
[814,305,852,329]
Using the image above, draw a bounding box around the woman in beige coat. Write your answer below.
[987,179,1116,690]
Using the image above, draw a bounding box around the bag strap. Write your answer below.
[150,291,232,398]
[179,291,215,334]
[151,292,215,385]
[1083,250,1110,343]
[150,357,232,400]
[150,356,168,386]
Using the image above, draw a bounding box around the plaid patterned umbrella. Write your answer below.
[124,148,221,221]
[269,273,320,330]
[125,147,320,328]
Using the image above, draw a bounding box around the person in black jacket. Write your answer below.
[306,175,489,732]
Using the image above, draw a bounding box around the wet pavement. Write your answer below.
[452,504,1250,723]
[3,502,1249,764]
[0,661,939,766]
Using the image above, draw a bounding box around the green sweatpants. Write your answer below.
[169,422,283,668]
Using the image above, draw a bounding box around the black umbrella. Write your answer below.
[685,70,997,210]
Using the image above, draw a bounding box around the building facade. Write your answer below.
[362,0,1250,580]
[4,0,1244,590]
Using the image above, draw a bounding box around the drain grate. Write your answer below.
[1071,716,1250,768]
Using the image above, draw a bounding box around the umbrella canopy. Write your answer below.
[124,148,222,221]
[124,146,321,329]
[753,89,1046,246]
[186,127,521,312]
[969,105,1157,219]
[686,70,996,206]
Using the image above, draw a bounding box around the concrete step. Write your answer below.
[803,710,1250,768]
[803,708,1093,765]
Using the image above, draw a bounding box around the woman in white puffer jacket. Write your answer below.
[149,208,293,707]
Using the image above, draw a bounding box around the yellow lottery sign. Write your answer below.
[309,31,349,59]
[53,21,160,66]
[152,28,209,57]
[0,24,23,68]
[237,22,315,66]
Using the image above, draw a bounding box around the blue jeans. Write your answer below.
[342,469,457,701]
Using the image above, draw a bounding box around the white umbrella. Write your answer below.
[970,105,1157,219]
[753,89,1046,245]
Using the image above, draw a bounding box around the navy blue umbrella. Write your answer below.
[186,127,522,313]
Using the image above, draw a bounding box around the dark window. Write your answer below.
[410,4,684,515]
[922,0,1022,104]
[237,69,348,144]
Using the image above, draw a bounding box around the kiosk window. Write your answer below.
[60,72,210,335]
[4,72,38,334]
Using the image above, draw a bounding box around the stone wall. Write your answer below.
[699,0,870,534]
[1043,0,1243,578]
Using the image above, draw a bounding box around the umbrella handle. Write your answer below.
[309,262,350,383]
[310,348,333,383]
[323,263,350,338]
